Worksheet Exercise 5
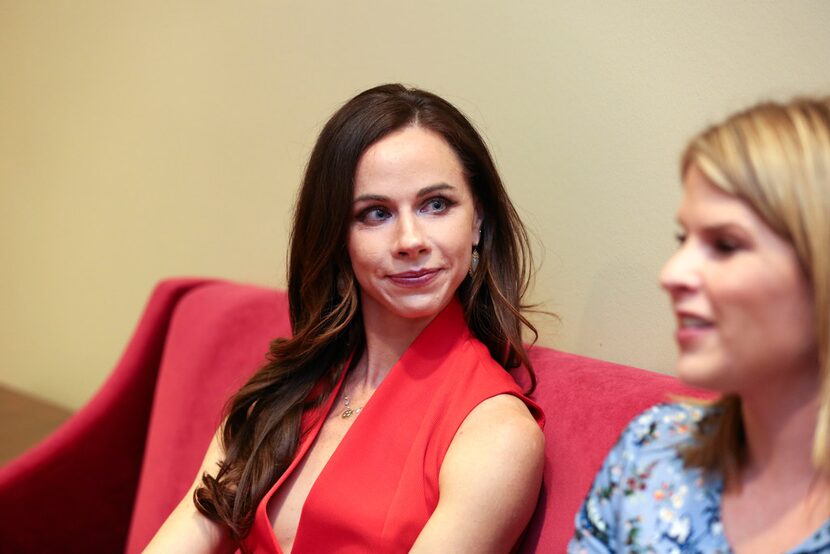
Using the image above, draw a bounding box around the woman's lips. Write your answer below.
[675,313,714,347]
[387,269,441,287]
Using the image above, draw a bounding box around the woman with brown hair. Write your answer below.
[146,84,545,553]
[570,97,830,553]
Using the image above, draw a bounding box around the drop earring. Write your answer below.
[469,247,480,277]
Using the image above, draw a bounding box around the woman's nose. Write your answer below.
[394,213,429,257]
[659,241,701,298]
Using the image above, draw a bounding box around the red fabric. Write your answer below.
[0,278,212,554]
[0,279,710,553]
[242,299,544,553]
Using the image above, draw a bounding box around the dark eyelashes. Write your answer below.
[713,238,741,254]
[673,230,742,254]
[425,196,456,211]
[355,206,390,222]
[354,196,457,222]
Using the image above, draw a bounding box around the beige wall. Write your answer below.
[2,1,830,409]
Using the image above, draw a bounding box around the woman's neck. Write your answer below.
[737,366,821,487]
[720,367,830,552]
[353,307,437,390]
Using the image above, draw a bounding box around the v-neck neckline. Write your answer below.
[285,362,386,550]
[259,365,348,554]
[255,299,470,554]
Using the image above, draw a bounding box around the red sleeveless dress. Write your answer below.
[240,299,544,553]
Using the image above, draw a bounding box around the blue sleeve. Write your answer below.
[568,403,707,553]
[566,430,628,553]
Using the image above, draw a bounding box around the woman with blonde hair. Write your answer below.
[570,97,830,553]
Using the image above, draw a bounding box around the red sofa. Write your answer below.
[0,279,704,553]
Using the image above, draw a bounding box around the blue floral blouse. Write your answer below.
[568,403,830,553]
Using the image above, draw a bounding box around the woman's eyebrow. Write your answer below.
[353,183,455,204]
[416,183,454,197]
[680,217,750,234]
[353,193,387,203]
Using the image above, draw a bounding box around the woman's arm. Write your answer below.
[142,428,235,554]
[409,394,545,554]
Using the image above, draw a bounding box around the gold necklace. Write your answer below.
[341,395,363,419]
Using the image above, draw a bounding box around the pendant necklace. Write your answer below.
[341,395,363,419]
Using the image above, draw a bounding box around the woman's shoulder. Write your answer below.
[459,335,525,385]
[569,403,724,551]
[461,393,543,445]
[618,402,710,453]
[592,402,717,514]
[594,402,713,495]
[432,333,518,397]
[454,337,544,425]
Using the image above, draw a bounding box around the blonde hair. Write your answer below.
[680,97,830,479]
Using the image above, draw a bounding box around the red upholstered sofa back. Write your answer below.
[519,348,705,550]
[125,282,293,551]
[0,279,705,553]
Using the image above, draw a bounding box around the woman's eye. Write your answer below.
[421,197,453,214]
[357,206,391,223]
[712,237,741,255]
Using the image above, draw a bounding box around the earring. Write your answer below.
[469,247,480,277]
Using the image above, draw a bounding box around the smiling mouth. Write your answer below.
[678,315,713,329]
[387,269,441,287]
[675,313,714,346]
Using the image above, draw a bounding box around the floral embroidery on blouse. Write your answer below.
[568,403,830,554]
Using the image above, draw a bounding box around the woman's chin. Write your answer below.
[361,293,451,326]
[674,357,730,392]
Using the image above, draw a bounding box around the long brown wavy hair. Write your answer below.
[193,84,539,542]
